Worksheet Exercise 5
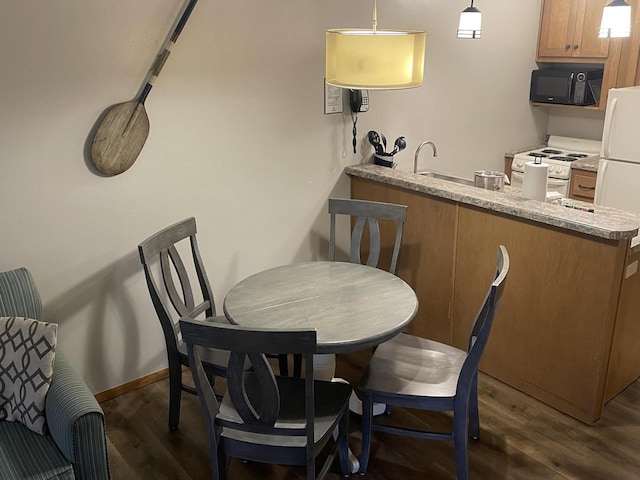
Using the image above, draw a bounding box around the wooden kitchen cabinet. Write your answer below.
[534,0,640,109]
[537,0,610,59]
[569,168,597,202]
[605,250,640,401]
[452,206,626,424]
[617,0,640,86]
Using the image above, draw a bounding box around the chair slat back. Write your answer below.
[227,352,280,426]
[161,245,196,317]
[460,246,510,388]
[180,318,317,438]
[329,198,408,274]
[138,217,215,351]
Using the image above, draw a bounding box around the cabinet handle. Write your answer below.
[578,185,595,191]
[565,44,571,49]
[573,44,579,49]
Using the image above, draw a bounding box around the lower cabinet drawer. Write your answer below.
[569,170,597,202]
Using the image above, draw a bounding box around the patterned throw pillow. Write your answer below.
[0,316,57,435]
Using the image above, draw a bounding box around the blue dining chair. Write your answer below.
[179,318,353,480]
[138,217,295,429]
[358,245,510,480]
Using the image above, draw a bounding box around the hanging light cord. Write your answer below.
[351,0,377,154]
[372,0,378,33]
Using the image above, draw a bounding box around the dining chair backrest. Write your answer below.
[460,245,509,392]
[329,198,408,274]
[138,217,216,354]
[180,318,316,428]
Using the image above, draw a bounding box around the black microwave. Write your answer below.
[530,68,603,106]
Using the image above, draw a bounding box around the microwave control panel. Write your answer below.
[573,72,588,104]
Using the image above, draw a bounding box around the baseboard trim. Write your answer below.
[95,368,170,403]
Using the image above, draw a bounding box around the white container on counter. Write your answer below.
[522,161,548,201]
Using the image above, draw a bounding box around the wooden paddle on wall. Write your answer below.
[91,0,198,176]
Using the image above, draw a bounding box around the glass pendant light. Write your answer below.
[325,0,426,89]
[599,0,631,38]
[457,0,482,39]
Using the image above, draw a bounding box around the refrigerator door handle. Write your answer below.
[602,97,618,159]
[594,159,608,205]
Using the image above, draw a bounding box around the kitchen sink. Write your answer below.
[418,171,475,187]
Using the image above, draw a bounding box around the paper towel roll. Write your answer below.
[522,161,548,202]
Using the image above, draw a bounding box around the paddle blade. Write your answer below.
[91,100,150,176]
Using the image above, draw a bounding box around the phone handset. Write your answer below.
[349,89,369,154]
[349,89,370,113]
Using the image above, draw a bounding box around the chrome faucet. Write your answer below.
[414,141,438,173]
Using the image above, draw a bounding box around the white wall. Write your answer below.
[0,0,546,393]
[547,108,606,141]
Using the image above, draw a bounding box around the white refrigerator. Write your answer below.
[595,86,640,213]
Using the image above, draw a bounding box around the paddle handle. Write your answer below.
[139,0,198,104]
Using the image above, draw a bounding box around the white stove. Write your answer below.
[511,136,601,197]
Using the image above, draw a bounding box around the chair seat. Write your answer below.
[360,332,467,399]
[218,374,352,447]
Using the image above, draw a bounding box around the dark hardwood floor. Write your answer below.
[103,351,640,480]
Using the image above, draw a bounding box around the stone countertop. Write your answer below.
[571,156,600,172]
[345,164,640,251]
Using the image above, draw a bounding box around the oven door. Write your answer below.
[511,172,570,198]
[511,170,524,190]
[547,176,570,197]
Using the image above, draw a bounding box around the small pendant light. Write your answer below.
[599,0,631,38]
[457,0,482,39]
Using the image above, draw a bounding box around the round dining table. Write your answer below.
[223,261,419,354]
[223,261,418,473]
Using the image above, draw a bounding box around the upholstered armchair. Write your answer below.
[0,267,110,480]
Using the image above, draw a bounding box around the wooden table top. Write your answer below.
[223,261,418,354]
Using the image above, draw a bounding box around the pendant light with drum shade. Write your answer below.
[325,0,426,154]
[599,0,631,38]
[457,0,482,39]
[325,0,426,90]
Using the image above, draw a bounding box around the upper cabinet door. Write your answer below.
[538,0,580,57]
[574,0,611,57]
[538,0,610,59]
